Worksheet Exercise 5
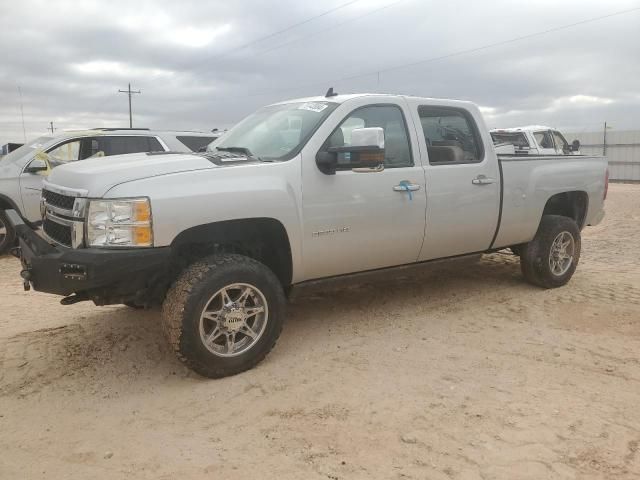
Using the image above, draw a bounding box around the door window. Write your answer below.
[102,136,163,156]
[552,131,570,154]
[534,131,554,149]
[323,105,413,169]
[418,106,483,164]
[47,139,81,166]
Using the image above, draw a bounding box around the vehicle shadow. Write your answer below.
[0,253,526,396]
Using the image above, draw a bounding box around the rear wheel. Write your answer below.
[162,254,285,378]
[0,210,16,255]
[520,215,581,288]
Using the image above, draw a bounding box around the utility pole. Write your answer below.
[18,86,26,143]
[603,121,612,156]
[118,83,141,128]
[48,121,56,134]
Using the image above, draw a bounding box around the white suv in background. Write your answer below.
[0,128,218,253]
[490,126,580,155]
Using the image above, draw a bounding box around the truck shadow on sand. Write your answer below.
[0,254,527,397]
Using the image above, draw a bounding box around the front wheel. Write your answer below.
[161,254,286,378]
[0,210,16,255]
[520,215,581,288]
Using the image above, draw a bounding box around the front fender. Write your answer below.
[104,160,304,282]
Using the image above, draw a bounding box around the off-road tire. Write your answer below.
[0,210,16,256]
[162,254,286,378]
[520,215,581,289]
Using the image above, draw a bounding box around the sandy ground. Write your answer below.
[1,184,639,480]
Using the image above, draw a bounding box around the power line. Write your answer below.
[118,83,141,128]
[197,0,361,64]
[247,0,407,58]
[228,5,640,100]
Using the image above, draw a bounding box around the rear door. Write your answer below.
[411,103,501,261]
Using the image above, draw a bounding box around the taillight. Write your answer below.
[604,168,609,201]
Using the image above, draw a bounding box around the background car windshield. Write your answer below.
[491,132,529,148]
[209,101,337,160]
[0,136,53,164]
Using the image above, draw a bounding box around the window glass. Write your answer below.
[1,136,53,165]
[147,137,164,152]
[176,136,217,152]
[418,107,483,164]
[324,105,413,169]
[490,132,529,148]
[209,101,338,161]
[47,140,81,166]
[534,131,554,149]
[104,136,153,156]
[552,131,569,153]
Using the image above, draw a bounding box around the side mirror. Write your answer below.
[315,127,386,175]
[571,139,580,152]
[24,152,51,175]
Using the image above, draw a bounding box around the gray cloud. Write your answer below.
[1,0,639,145]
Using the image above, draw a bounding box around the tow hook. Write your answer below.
[19,268,32,291]
[60,293,89,305]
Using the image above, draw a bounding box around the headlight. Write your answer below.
[86,198,153,247]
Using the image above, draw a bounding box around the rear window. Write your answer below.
[176,136,217,152]
[490,132,529,148]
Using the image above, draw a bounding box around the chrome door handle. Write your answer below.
[393,183,421,192]
[472,175,496,185]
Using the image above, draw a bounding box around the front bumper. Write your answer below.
[6,210,171,303]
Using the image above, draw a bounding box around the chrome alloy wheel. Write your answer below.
[199,283,268,357]
[549,231,575,276]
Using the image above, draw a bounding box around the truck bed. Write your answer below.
[493,154,607,248]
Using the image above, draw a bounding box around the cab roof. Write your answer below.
[270,93,477,109]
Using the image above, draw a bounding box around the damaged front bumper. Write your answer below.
[5,209,171,305]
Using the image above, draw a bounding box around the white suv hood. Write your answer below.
[47,152,215,197]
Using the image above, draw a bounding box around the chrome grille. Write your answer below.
[43,218,73,247]
[42,189,76,210]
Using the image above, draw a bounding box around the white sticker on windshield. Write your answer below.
[298,102,329,113]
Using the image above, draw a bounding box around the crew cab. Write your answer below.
[0,128,219,254]
[6,93,608,378]
[490,126,580,155]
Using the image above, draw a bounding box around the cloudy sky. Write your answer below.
[1,0,639,145]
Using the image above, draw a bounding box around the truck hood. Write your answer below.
[47,152,216,197]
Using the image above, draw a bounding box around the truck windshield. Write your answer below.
[490,132,529,149]
[208,101,338,161]
[0,136,53,164]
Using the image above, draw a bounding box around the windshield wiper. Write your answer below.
[209,146,273,162]
[215,146,254,156]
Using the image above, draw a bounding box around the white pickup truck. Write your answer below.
[490,125,581,156]
[7,93,608,378]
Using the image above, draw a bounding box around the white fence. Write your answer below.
[566,129,640,182]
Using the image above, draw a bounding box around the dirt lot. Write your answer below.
[1,184,639,480]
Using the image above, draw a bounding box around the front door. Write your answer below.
[301,101,427,280]
[412,104,501,261]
